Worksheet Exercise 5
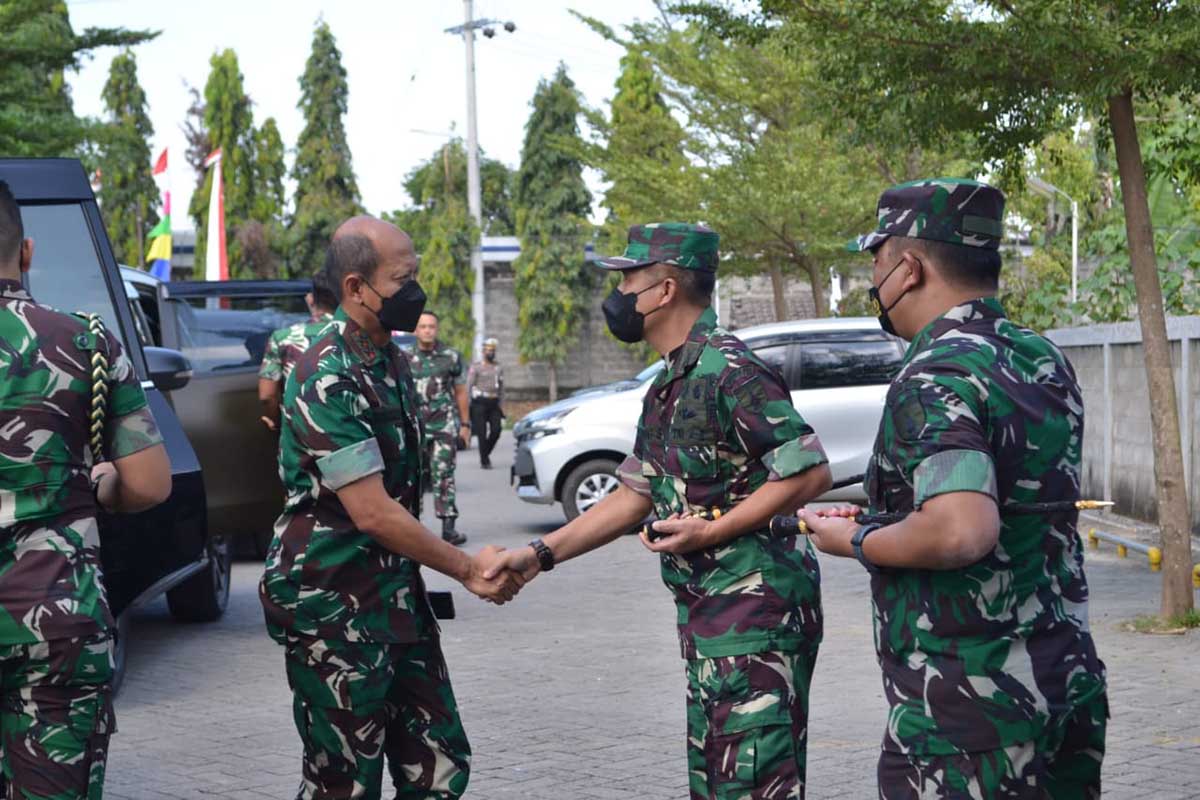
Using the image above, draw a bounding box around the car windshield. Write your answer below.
[19,202,130,353]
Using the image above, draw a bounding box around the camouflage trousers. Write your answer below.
[283,633,470,800]
[0,631,115,800]
[877,691,1108,800]
[421,431,459,519]
[686,648,818,800]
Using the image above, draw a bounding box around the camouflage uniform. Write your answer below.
[604,224,829,800]
[259,312,335,383]
[260,310,469,800]
[0,279,163,799]
[406,344,465,520]
[850,180,1108,799]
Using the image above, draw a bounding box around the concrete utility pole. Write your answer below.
[445,3,516,359]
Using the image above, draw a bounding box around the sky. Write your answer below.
[65,0,664,229]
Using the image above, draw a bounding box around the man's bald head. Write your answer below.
[324,215,417,300]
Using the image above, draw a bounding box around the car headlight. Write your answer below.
[517,407,576,440]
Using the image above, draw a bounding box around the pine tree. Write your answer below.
[600,48,688,247]
[97,49,158,266]
[237,117,288,279]
[0,0,154,156]
[513,65,593,401]
[187,49,257,278]
[420,195,477,358]
[291,19,362,278]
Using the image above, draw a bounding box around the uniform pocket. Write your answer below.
[365,404,407,461]
[707,690,797,799]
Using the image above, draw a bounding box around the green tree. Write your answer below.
[420,198,477,358]
[188,48,257,278]
[581,14,973,320]
[386,140,513,255]
[701,0,1200,616]
[0,0,154,156]
[291,19,362,278]
[238,117,288,279]
[97,48,158,266]
[513,65,593,401]
[591,45,693,254]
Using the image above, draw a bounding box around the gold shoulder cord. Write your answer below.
[87,313,110,464]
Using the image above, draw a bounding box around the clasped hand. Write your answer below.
[638,512,718,555]
[796,504,861,558]
[462,545,530,605]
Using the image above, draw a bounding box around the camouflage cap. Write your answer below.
[848,178,1006,253]
[595,222,719,272]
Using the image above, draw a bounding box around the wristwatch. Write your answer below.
[529,538,555,572]
[851,523,882,574]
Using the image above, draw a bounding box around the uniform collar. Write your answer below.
[659,307,718,386]
[0,279,32,302]
[335,306,391,366]
[903,297,1006,365]
[311,311,333,323]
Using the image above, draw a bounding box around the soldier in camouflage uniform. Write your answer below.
[407,312,471,545]
[0,180,171,799]
[485,223,833,800]
[800,179,1108,799]
[258,272,338,431]
[259,216,523,800]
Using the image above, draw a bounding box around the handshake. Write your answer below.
[457,544,542,605]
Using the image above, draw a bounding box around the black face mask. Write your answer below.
[602,281,666,343]
[364,279,426,333]
[869,258,908,337]
[484,352,496,362]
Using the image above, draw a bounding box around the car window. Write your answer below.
[19,203,130,353]
[175,295,309,374]
[798,340,903,389]
[752,344,801,390]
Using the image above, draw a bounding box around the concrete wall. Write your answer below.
[1046,317,1200,533]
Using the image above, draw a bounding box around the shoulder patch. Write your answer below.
[894,393,927,442]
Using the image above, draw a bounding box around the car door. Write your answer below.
[790,333,905,495]
[5,160,207,615]
[158,282,310,550]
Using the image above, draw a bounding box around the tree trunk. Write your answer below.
[1107,90,1195,618]
[802,256,827,318]
[548,361,559,403]
[768,264,788,322]
[135,201,145,267]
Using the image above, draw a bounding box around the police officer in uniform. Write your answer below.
[0,180,172,798]
[259,216,523,800]
[800,179,1108,799]
[407,311,471,545]
[466,337,504,469]
[486,223,833,799]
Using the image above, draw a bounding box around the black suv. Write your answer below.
[0,158,230,686]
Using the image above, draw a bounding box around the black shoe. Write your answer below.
[441,518,467,546]
[480,457,492,470]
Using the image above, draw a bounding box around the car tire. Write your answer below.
[167,535,231,623]
[112,610,131,696]
[561,458,622,521]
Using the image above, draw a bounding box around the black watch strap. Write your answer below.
[851,523,882,574]
[529,538,555,572]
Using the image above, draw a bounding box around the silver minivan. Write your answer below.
[512,317,905,521]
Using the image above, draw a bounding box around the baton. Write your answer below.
[768,499,1115,536]
[642,473,869,542]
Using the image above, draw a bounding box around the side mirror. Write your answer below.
[145,346,193,392]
